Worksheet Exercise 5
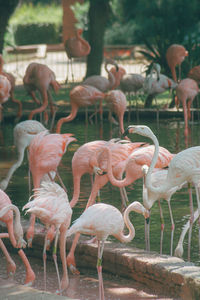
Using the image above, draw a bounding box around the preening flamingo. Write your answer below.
[142,165,185,255]
[67,139,147,274]
[23,62,60,125]
[0,54,22,119]
[67,201,149,300]
[23,181,72,294]
[166,44,188,82]
[26,130,76,247]
[82,58,119,92]
[0,120,47,191]
[109,65,126,89]
[0,74,11,122]
[123,124,200,261]
[104,90,127,135]
[0,189,35,285]
[56,84,105,133]
[175,78,199,137]
[65,28,91,82]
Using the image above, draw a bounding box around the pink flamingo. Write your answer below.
[0,189,35,285]
[23,181,72,294]
[23,62,60,125]
[65,28,91,82]
[56,84,105,133]
[123,124,200,261]
[175,78,199,137]
[66,141,164,274]
[188,65,200,85]
[0,120,47,191]
[0,54,22,119]
[82,58,119,92]
[104,90,127,135]
[0,74,11,122]
[166,44,188,82]
[109,65,126,89]
[67,201,149,300]
[26,130,76,247]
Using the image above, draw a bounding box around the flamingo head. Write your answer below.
[122,125,154,140]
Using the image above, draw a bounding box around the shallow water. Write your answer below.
[0,116,200,267]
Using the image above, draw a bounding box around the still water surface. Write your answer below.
[0,116,200,266]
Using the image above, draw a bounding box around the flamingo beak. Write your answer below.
[93,166,107,176]
[27,238,33,248]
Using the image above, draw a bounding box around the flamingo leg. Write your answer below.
[43,233,49,291]
[0,237,16,276]
[66,232,80,275]
[97,240,105,300]
[145,217,150,252]
[194,185,200,256]
[167,200,175,256]
[158,200,164,254]
[52,228,61,293]
[188,183,194,261]
[55,171,67,193]
[18,249,35,286]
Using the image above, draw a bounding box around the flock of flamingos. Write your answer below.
[1,30,200,299]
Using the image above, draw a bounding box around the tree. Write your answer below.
[85,0,112,77]
[0,0,20,53]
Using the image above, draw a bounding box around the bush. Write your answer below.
[14,23,62,45]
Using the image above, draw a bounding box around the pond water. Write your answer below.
[0,115,200,267]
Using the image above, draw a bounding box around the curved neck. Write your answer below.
[76,30,91,55]
[56,103,78,133]
[117,203,136,243]
[105,64,115,89]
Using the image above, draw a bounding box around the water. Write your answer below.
[1,116,200,266]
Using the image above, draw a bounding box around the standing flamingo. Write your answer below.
[67,201,149,300]
[104,90,127,135]
[0,54,22,119]
[23,181,72,294]
[26,130,76,247]
[188,65,200,85]
[123,124,200,260]
[23,62,60,125]
[175,78,199,137]
[82,58,119,92]
[0,74,11,122]
[0,189,35,285]
[67,139,147,274]
[109,65,126,89]
[142,165,186,255]
[166,44,188,82]
[65,28,91,82]
[56,85,105,133]
[0,120,47,191]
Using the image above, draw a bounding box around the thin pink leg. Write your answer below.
[0,238,16,276]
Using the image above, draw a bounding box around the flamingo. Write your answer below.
[0,74,11,122]
[166,44,188,82]
[66,201,149,300]
[0,120,47,191]
[67,139,147,274]
[0,54,22,119]
[26,130,76,247]
[123,124,200,261]
[109,65,126,89]
[188,65,200,85]
[82,58,119,92]
[0,189,35,285]
[23,181,72,294]
[119,73,145,122]
[142,165,186,255]
[174,208,199,259]
[55,84,105,133]
[104,90,127,135]
[175,78,199,137]
[65,28,91,82]
[23,62,60,126]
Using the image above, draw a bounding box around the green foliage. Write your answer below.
[104,21,136,45]
[70,1,90,30]
[5,3,62,46]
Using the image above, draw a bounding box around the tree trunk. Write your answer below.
[0,0,19,54]
[85,0,111,78]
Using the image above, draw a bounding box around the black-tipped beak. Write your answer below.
[99,171,107,176]
[145,217,150,224]
[122,128,129,138]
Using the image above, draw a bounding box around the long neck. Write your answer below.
[76,30,91,55]
[0,204,22,247]
[1,147,25,190]
[104,147,133,188]
[56,103,78,133]
[105,64,116,89]
[117,203,136,243]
